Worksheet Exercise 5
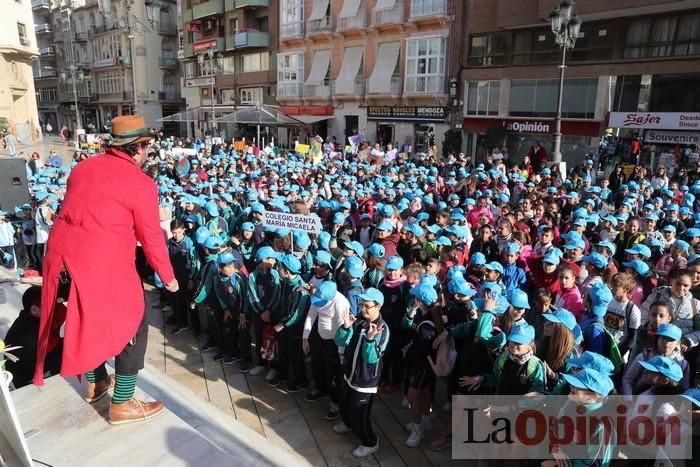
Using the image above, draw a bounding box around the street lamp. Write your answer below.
[59,10,83,143]
[198,48,223,135]
[548,0,581,164]
[97,0,160,114]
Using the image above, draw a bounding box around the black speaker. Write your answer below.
[0,158,29,211]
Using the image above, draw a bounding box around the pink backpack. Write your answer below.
[420,321,457,377]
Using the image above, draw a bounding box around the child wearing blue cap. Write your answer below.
[230,221,256,272]
[377,256,408,395]
[190,236,225,352]
[166,219,199,336]
[538,309,582,394]
[470,224,499,263]
[363,244,385,289]
[502,242,526,293]
[212,252,247,366]
[622,323,689,395]
[34,192,54,269]
[309,250,334,290]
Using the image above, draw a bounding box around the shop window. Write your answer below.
[468,34,505,67]
[509,78,597,119]
[466,80,500,116]
[624,13,700,59]
[612,75,642,112]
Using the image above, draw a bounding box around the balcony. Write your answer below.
[334,78,365,97]
[230,31,269,49]
[31,0,50,11]
[33,71,58,79]
[280,21,304,40]
[409,0,448,22]
[277,82,303,98]
[159,22,178,35]
[76,62,91,71]
[39,47,54,56]
[78,95,97,103]
[366,76,402,96]
[35,23,52,34]
[338,5,366,33]
[160,57,179,69]
[119,56,132,66]
[307,16,332,36]
[304,82,332,99]
[191,0,224,20]
[404,75,444,95]
[192,37,226,54]
[159,90,181,101]
[372,0,404,27]
[75,31,88,42]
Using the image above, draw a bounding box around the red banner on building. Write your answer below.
[462,117,602,137]
[193,39,218,53]
[188,22,201,32]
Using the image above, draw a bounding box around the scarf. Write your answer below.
[384,275,407,288]
[508,349,533,366]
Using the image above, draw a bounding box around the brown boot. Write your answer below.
[109,398,165,425]
[85,375,115,403]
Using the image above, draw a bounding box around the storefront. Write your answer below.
[278,106,333,148]
[608,112,700,170]
[462,117,602,165]
[366,105,448,154]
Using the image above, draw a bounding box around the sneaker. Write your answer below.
[239,362,255,373]
[352,442,379,458]
[213,353,226,362]
[268,377,282,388]
[401,396,410,408]
[430,435,452,452]
[201,343,217,353]
[304,391,329,403]
[406,426,424,448]
[442,401,452,413]
[248,365,266,376]
[333,422,352,434]
[286,381,310,393]
[223,356,240,365]
[172,326,189,335]
[325,405,340,421]
[405,417,432,432]
[265,368,278,382]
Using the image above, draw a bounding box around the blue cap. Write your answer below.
[217,252,236,266]
[622,259,650,277]
[377,220,394,232]
[588,282,613,316]
[566,351,615,375]
[686,227,700,238]
[596,240,617,255]
[195,226,211,245]
[639,355,683,382]
[625,244,652,258]
[358,287,385,306]
[582,252,607,269]
[674,240,690,253]
[241,222,255,232]
[367,243,385,258]
[344,240,365,257]
[315,250,333,266]
[311,281,337,307]
[426,224,442,235]
[543,251,561,265]
[251,202,265,214]
[484,262,504,275]
[293,231,312,249]
[409,283,438,306]
[386,256,404,270]
[470,252,487,266]
[561,369,615,395]
[204,236,223,251]
[564,238,585,251]
[436,236,452,246]
[656,323,682,341]
[507,323,535,345]
[333,212,346,224]
[448,279,477,297]
[405,223,424,237]
[662,225,677,233]
[504,242,521,255]
[256,246,279,261]
[682,388,700,407]
[279,254,302,274]
[345,256,365,279]
[507,289,530,309]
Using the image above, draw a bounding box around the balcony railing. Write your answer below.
[32,0,50,10]
[159,22,177,35]
[338,5,366,31]
[409,0,446,18]
[160,57,179,69]
[307,16,332,35]
[404,75,444,94]
[191,0,225,20]
[277,82,303,98]
[35,23,52,34]
[39,47,54,56]
[366,75,402,95]
[75,31,88,42]
[334,78,365,96]
[232,30,269,48]
[159,90,181,101]
[303,82,332,98]
[233,0,269,8]
[372,0,403,26]
[280,21,304,39]
[33,71,58,79]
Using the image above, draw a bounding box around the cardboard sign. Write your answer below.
[262,211,323,234]
[295,143,310,154]
[233,140,245,151]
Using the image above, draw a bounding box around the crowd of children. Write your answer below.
[2,137,700,464]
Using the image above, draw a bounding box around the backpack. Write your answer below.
[586,321,623,374]
[260,324,278,361]
[418,320,457,377]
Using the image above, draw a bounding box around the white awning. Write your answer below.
[295,115,334,124]
[375,0,397,9]
[339,0,362,17]
[368,42,400,94]
[335,47,364,95]
[309,0,330,21]
[305,49,331,86]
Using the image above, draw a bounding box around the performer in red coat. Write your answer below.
[34,115,179,425]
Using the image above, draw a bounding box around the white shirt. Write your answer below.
[0,222,14,247]
[303,292,350,340]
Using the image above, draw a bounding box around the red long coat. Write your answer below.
[33,148,175,385]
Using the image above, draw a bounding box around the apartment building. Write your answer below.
[2,0,40,141]
[461,0,700,164]
[31,0,61,133]
[276,0,464,151]
[179,0,277,137]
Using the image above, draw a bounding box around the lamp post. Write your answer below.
[548,0,581,164]
[59,10,83,143]
[198,48,223,136]
[97,0,160,114]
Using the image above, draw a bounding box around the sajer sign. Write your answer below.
[608,112,700,130]
[262,211,323,234]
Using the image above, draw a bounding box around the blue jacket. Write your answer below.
[581,314,609,355]
[502,263,527,292]
[335,316,390,394]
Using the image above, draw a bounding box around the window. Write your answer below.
[612,75,642,112]
[624,13,700,58]
[97,72,124,94]
[649,74,700,112]
[468,34,505,66]
[185,62,195,78]
[569,23,613,62]
[240,52,269,73]
[240,87,263,104]
[466,80,500,115]
[230,18,239,34]
[92,33,122,61]
[513,30,557,64]
[277,52,304,97]
[222,56,235,74]
[410,0,446,18]
[17,22,27,43]
[280,0,304,38]
[509,78,598,119]
[405,37,445,94]
[38,88,58,103]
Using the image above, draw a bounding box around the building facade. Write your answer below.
[276,0,463,152]
[32,0,61,135]
[461,0,700,164]
[42,0,184,134]
[1,0,40,141]
[179,0,277,139]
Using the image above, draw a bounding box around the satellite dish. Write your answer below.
[117,19,126,29]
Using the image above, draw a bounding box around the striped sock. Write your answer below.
[112,374,137,404]
[85,364,108,383]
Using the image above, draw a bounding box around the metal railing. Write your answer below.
[280,21,304,39]
[410,0,446,18]
[303,82,332,98]
[334,78,365,96]
[372,0,403,26]
[159,90,180,100]
[160,57,179,68]
[366,75,402,95]
[35,23,52,33]
[404,75,444,94]
[338,6,366,31]
[75,31,88,42]
[277,82,303,98]
[39,47,54,56]
[307,16,332,35]
[31,0,50,10]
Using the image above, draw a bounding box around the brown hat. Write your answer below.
[109,115,152,146]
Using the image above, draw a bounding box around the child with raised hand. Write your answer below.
[333,288,389,459]
[623,323,689,395]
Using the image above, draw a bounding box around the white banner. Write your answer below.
[262,211,323,234]
[171,148,197,157]
[644,130,700,146]
[609,112,700,130]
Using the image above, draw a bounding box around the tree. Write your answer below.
[442,129,463,157]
